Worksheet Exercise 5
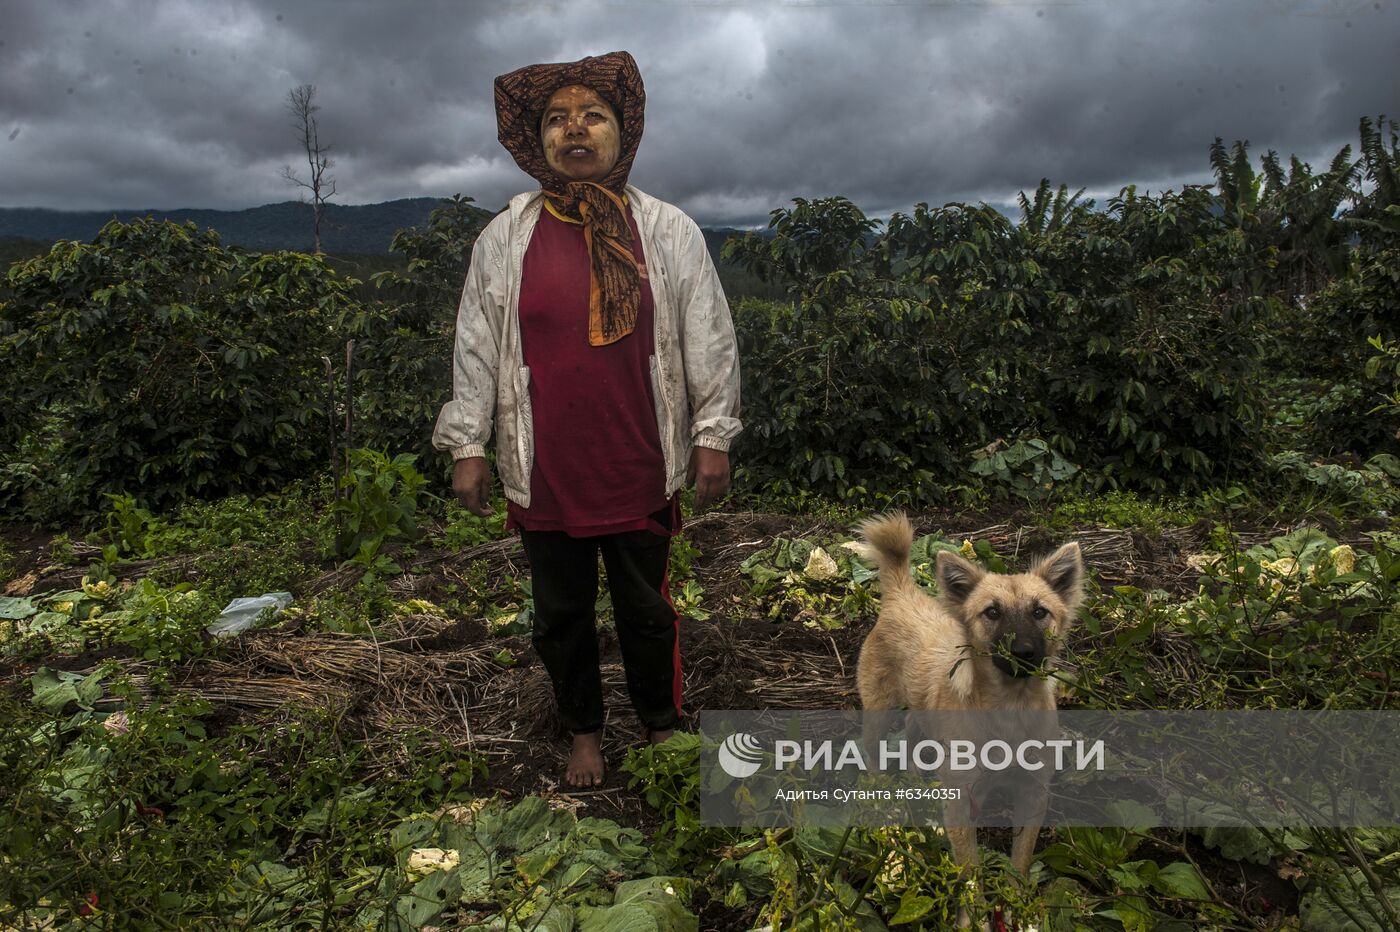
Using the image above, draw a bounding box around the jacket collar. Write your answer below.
[508,184,655,228]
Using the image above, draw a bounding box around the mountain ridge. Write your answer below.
[0,198,755,259]
[0,198,454,254]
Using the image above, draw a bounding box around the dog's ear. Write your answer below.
[935,551,985,606]
[1034,542,1084,603]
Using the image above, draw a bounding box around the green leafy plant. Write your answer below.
[1049,489,1200,536]
[665,535,711,620]
[1281,194,1400,456]
[738,535,877,627]
[329,448,429,583]
[727,186,1277,502]
[672,579,710,621]
[737,532,1009,629]
[1173,529,1399,707]
[1268,450,1400,514]
[111,578,215,664]
[1069,527,1400,711]
[433,498,507,551]
[349,195,491,465]
[0,220,352,517]
[122,487,320,608]
[1038,823,1231,929]
[1366,332,1400,424]
[378,795,678,930]
[968,437,1080,500]
[0,673,495,930]
[2,576,217,664]
[98,492,162,558]
[297,578,397,635]
[47,533,78,566]
[1297,827,1400,931]
[621,731,733,869]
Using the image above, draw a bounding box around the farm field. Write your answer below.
[3,486,1399,929]
[3,116,1400,929]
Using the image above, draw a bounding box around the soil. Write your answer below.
[390,616,490,652]
[0,524,60,580]
[693,885,766,932]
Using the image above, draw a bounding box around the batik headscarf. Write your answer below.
[495,51,646,346]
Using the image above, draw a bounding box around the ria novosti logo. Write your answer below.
[717,733,764,778]
[714,732,1106,778]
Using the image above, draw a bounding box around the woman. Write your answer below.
[433,51,742,787]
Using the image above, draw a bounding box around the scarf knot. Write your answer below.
[545,182,641,346]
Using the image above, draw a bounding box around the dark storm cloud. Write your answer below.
[2,0,1396,225]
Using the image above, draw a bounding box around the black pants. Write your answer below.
[520,528,681,735]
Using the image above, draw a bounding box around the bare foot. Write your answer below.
[564,732,605,788]
[648,728,674,745]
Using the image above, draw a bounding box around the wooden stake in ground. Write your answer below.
[343,338,356,498]
[323,354,341,538]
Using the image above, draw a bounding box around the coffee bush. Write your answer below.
[0,219,349,515]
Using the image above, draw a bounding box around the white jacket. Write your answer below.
[431,185,743,508]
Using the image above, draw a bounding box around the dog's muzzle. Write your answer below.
[994,639,1045,678]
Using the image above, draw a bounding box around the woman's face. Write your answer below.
[540,84,621,184]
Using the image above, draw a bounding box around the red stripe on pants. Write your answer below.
[660,547,683,717]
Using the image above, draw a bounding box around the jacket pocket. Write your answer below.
[514,365,533,479]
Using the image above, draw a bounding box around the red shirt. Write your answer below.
[506,206,678,537]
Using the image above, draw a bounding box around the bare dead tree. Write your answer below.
[281,84,336,253]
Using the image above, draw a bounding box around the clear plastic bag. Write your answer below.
[206,592,293,639]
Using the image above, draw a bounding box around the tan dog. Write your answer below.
[855,512,1084,918]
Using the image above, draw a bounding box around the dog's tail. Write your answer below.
[856,511,917,596]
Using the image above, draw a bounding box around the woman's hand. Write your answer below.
[688,447,731,510]
[453,457,494,516]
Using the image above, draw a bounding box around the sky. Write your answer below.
[2,0,1396,227]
